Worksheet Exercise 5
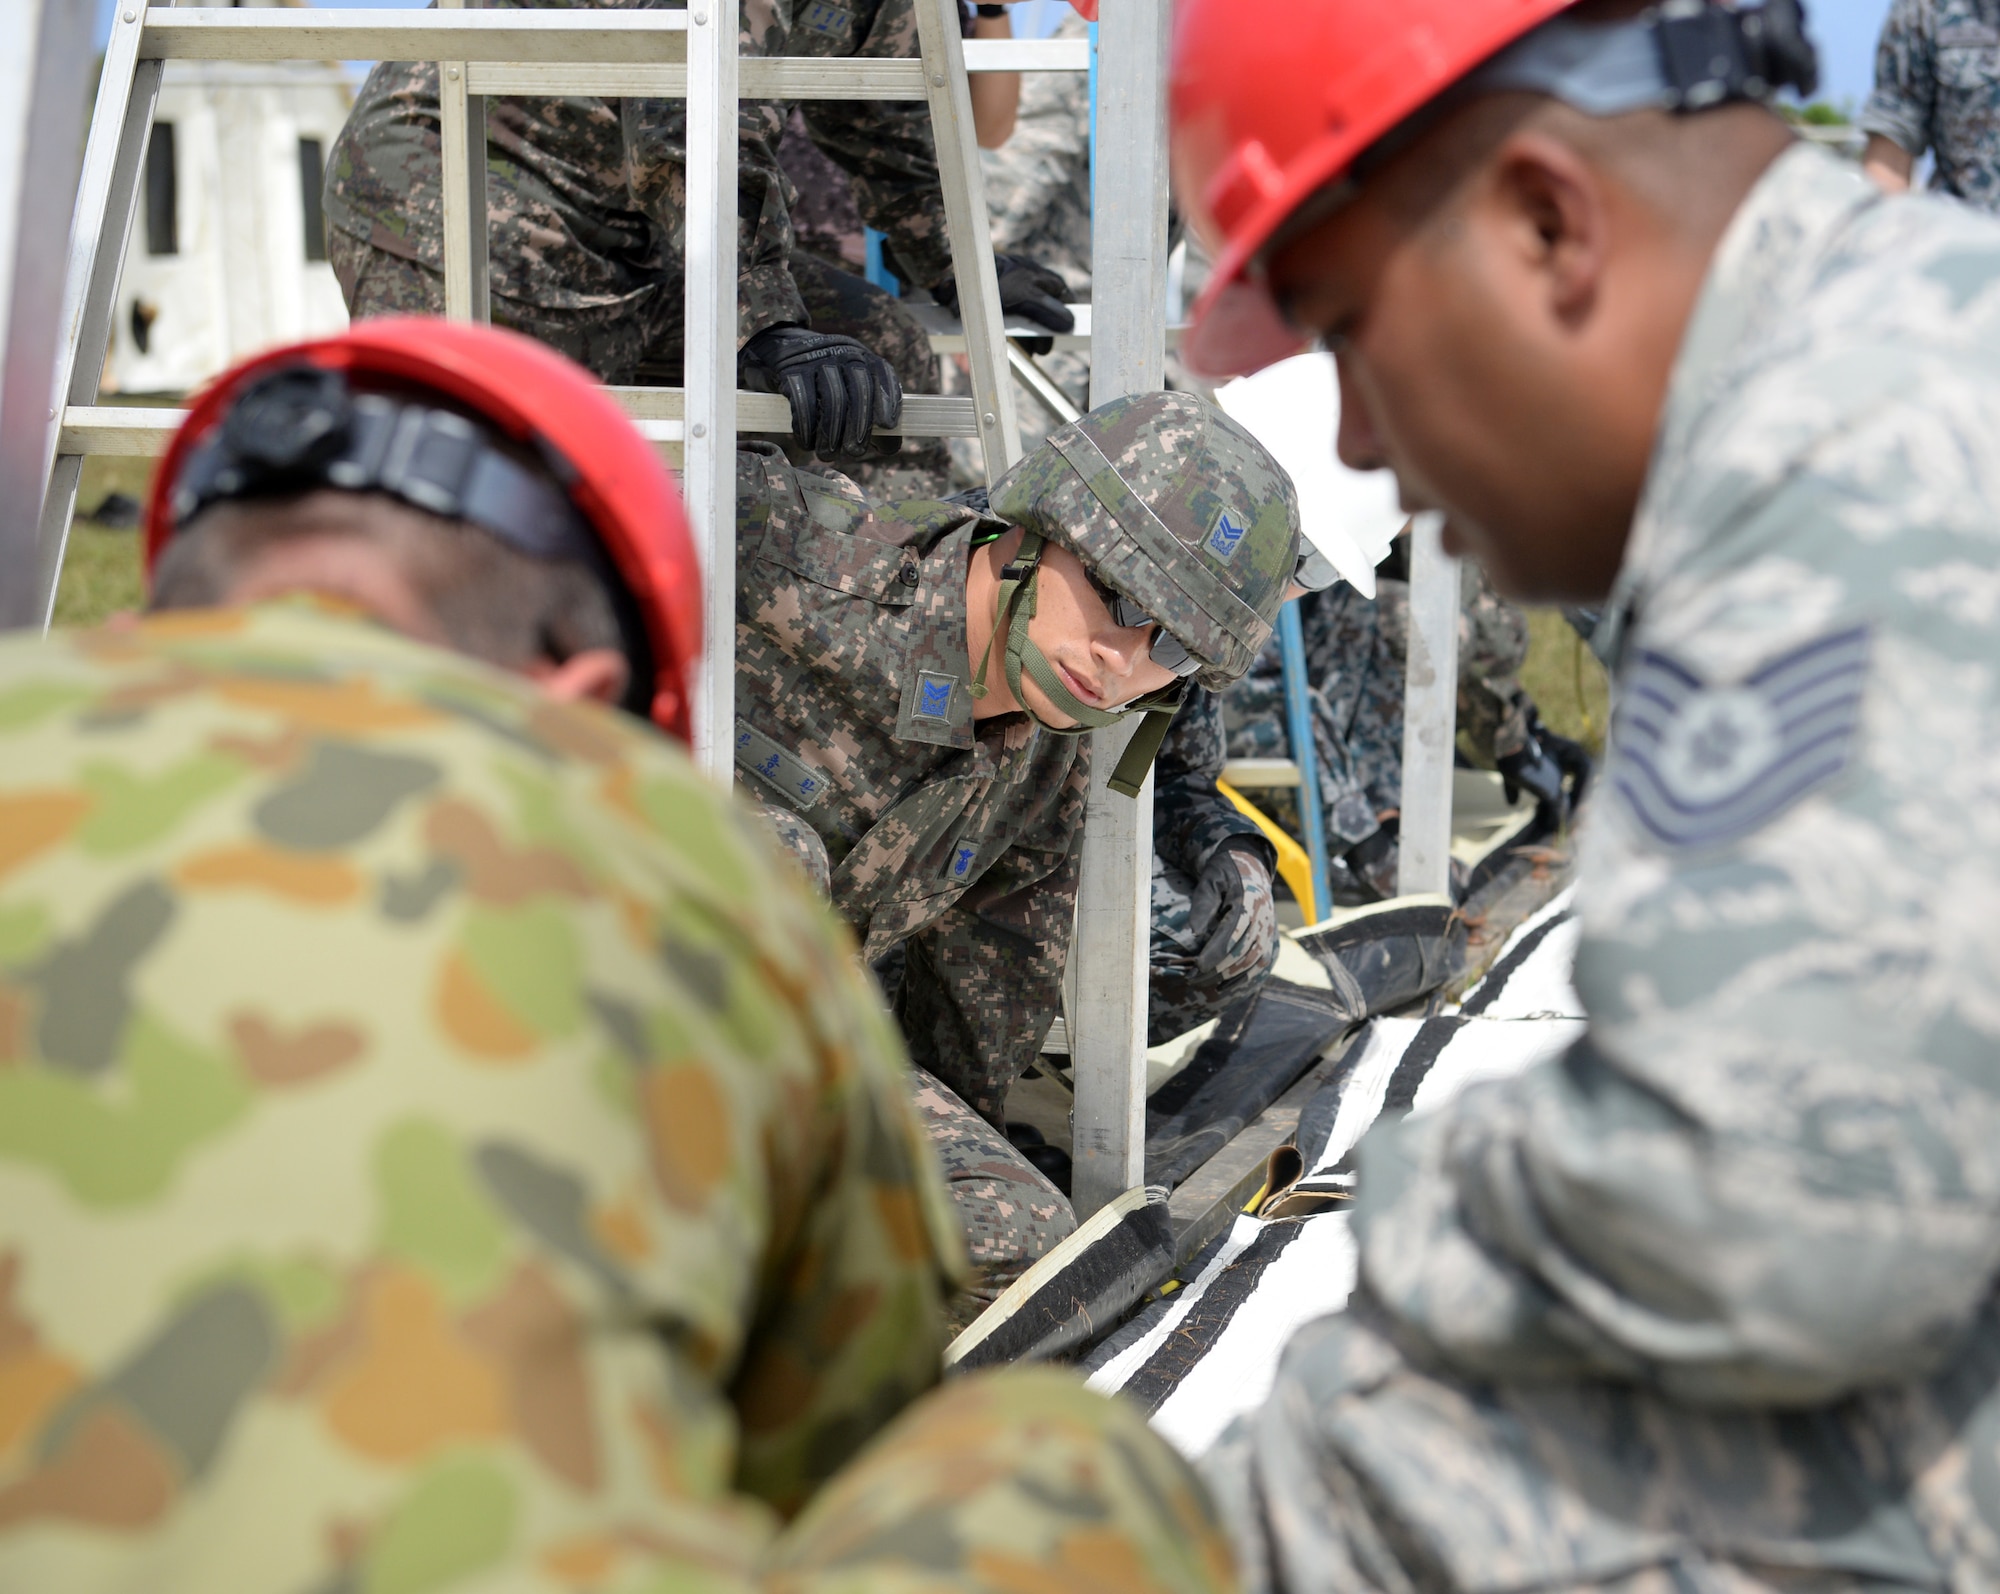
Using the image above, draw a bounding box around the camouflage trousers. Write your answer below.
[1206,1288,1988,1594]
[769,1366,1235,1593]
[912,1066,1076,1333]
[330,228,953,498]
[1149,853,1281,1047]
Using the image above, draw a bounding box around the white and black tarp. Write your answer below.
[1083,888,1585,1458]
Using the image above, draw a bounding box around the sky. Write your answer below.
[96,0,1898,106]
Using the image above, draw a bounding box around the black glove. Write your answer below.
[738,324,902,461]
[1497,712,1593,830]
[1186,837,1279,983]
[933,253,1075,355]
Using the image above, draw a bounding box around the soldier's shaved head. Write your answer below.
[152,490,627,696]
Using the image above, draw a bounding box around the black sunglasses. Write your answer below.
[1087,569,1199,677]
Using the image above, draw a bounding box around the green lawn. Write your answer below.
[51,426,156,629]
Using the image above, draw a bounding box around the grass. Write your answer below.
[51,414,158,629]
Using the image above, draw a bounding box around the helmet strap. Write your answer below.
[1105,702,1180,798]
[972,527,1189,794]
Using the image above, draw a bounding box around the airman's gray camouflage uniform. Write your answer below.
[1223,561,1534,898]
[0,600,1236,1594]
[323,0,960,390]
[1212,144,2000,1594]
[1861,0,2000,213]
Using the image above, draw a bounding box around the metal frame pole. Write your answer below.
[1397,511,1458,897]
[912,0,1019,482]
[1277,601,1331,921]
[684,0,738,778]
[1070,0,1169,1219]
[28,0,180,629]
[438,0,490,324]
[0,0,94,627]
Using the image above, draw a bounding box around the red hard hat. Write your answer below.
[1171,0,1577,378]
[146,318,701,744]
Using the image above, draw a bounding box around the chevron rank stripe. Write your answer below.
[1611,625,1872,851]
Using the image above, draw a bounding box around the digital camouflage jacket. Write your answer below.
[0,601,966,1592]
[733,444,1088,1127]
[323,0,955,339]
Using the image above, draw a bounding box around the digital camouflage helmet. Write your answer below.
[980,391,1301,796]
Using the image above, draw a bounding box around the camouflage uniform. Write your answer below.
[323,0,960,382]
[1861,0,2000,214]
[0,600,1237,1593]
[733,442,1089,1302]
[1214,145,2000,1594]
[1223,561,1533,890]
[1150,687,1279,1046]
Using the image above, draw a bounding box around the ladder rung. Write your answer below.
[469,58,928,101]
[607,389,981,437]
[962,37,1089,72]
[58,391,983,460]
[141,9,688,65]
[1220,759,1304,790]
[136,14,1084,78]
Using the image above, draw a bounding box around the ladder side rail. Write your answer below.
[2,0,95,628]
[139,8,692,64]
[1397,511,1459,897]
[684,0,738,779]
[1276,600,1332,922]
[1070,0,1171,1219]
[437,0,490,323]
[911,0,1018,483]
[31,0,180,630]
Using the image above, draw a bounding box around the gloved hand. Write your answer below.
[1497,712,1593,830]
[933,253,1075,355]
[1186,837,1279,983]
[738,324,903,461]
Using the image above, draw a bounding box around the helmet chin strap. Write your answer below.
[969,530,1186,797]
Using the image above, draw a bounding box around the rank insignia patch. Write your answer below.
[733,718,828,811]
[1611,626,1871,851]
[915,672,955,721]
[1205,510,1247,564]
[946,841,979,882]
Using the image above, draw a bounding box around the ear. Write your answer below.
[1489,130,1606,329]
[532,648,630,706]
[1334,351,1387,472]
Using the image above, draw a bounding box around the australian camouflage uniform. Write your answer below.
[323,0,961,391]
[1210,145,2000,1594]
[0,599,1239,1594]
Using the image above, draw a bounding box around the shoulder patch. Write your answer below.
[914,671,956,722]
[944,839,981,883]
[1611,626,1871,852]
[1204,510,1248,564]
[733,718,829,812]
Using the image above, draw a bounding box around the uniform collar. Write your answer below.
[1595,143,1879,667]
